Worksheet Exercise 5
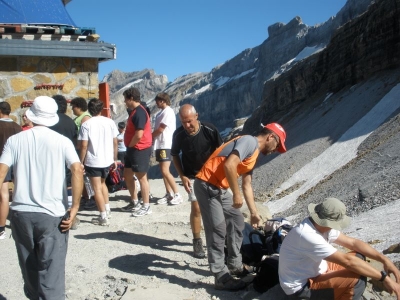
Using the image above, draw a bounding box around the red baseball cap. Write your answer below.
[264,123,287,153]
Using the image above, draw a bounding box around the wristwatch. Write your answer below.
[379,271,387,282]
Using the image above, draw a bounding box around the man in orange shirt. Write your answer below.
[194,123,287,291]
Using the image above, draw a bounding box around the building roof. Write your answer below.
[0,0,76,26]
[0,39,116,61]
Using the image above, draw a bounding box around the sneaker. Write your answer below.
[214,276,247,291]
[157,193,173,205]
[91,216,110,226]
[106,210,111,219]
[169,193,183,205]
[132,206,152,217]
[121,201,141,212]
[193,238,206,258]
[83,198,96,209]
[70,217,80,230]
[0,230,7,240]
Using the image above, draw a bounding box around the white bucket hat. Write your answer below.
[25,96,59,127]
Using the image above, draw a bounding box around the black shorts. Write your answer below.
[125,147,151,173]
[84,165,110,179]
[155,149,171,162]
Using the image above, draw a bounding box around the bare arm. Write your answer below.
[223,151,242,208]
[324,234,400,297]
[172,155,191,193]
[112,137,118,168]
[60,162,84,232]
[241,172,261,228]
[152,123,166,139]
[79,140,88,164]
[335,234,400,282]
[0,163,9,186]
[128,129,144,148]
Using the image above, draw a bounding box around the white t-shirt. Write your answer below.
[0,126,79,217]
[279,217,340,295]
[153,106,176,150]
[117,131,126,152]
[78,116,118,167]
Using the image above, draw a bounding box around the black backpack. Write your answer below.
[252,256,280,293]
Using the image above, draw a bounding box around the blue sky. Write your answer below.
[66,0,346,82]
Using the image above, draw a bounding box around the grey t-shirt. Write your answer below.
[219,135,258,161]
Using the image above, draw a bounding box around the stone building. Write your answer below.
[0,1,115,123]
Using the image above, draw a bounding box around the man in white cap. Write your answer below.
[194,122,287,291]
[279,197,400,299]
[0,96,83,300]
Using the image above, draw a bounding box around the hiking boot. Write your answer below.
[214,276,247,291]
[132,205,152,217]
[0,230,7,240]
[121,201,141,212]
[91,216,110,226]
[70,217,80,230]
[169,193,183,205]
[157,193,173,205]
[193,238,206,258]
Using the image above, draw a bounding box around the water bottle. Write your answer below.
[84,175,95,198]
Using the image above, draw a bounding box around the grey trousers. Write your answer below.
[194,179,244,280]
[10,211,69,300]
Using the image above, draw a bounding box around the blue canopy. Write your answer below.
[0,0,76,26]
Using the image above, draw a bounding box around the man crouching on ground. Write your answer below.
[0,96,84,299]
[279,197,400,299]
[194,123,287,291]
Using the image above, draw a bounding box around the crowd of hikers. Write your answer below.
[0,87,399,299]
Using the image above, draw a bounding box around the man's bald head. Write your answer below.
[179,104,197,117]
[179,104,199,135]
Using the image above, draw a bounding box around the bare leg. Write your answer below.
[90,176,106,212]
[191,201,202,239]
[124,168,137,201]
[159,161,178,194]
[136,172,149,204]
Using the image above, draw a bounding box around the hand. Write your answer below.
[181,176,191,194]
[232,193,243,209]
[250,212,261,229]
[382,276,400,299]
[384,260,400,283]
[60,217,73,232]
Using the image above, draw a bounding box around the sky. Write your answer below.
[65,0,347,82]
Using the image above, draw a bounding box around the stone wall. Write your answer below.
[0,56,99,123]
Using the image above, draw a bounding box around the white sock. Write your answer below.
[143,203,150,208]
[105,204,110,211]
[133,199,139,205]
[100,211,107,219]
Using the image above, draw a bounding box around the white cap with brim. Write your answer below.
[308,197,351,231]
[25,96,59,127]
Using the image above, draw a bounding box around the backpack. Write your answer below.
[252,255,280,293]
[106,162,126,192]
[247,218,293,294]
[241,218,293,266]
